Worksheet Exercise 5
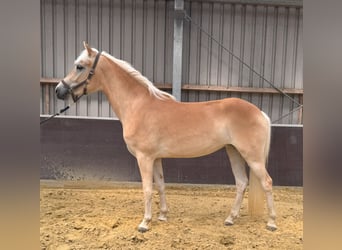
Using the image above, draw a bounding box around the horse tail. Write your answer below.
[248,111,271,216]
[261,111,271,165]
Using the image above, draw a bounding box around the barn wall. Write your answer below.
[41,0,175,118]
[182,0,303,124]
[40,117,303,186]
[40,0,303,124]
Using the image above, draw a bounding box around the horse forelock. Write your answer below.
[101,51,175,101]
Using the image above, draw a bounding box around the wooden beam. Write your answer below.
[40,78,303,95]
[186,0,303,7]
[153,84,303,95]
[41,78,61,84]
[180,84,303,95]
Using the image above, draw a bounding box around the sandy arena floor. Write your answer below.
[40,181,303,250]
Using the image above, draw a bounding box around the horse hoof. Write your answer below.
[158,215,167,222]
[224,220,234,226]
[266,223,277,231]
[137,226,149,233]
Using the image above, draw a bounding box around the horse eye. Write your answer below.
[76,64,84,71]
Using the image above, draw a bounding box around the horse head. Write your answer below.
[55,42,102,102]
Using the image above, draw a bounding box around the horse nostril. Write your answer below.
[55,85,67,100]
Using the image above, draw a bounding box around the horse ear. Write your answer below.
[83,41,92,56]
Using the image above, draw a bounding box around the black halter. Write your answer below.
[61,51,101,102]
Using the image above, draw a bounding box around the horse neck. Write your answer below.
[99,57,152,122]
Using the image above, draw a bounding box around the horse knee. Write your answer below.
[236,179,248,193]
[155,179,165,191]
[266,175,273,187]
[158,186,165,195]
[143,187,153,199]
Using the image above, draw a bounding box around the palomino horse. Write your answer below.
[55,42,277,232]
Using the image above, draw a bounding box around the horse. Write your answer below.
[55,42,277,232]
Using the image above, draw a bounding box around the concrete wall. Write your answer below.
[40,117,302,186]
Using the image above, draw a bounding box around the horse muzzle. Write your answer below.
[55,82,70,100]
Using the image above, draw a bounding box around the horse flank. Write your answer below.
[101,51,176,101]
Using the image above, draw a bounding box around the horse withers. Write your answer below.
[55,42,277,232]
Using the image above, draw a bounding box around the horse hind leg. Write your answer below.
[224,145,248,226]
[247,160,277,231]
[153,159,168,221]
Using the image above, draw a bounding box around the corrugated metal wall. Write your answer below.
[182,1,303,125]
[41,0,175,118]
[40,0,303,124]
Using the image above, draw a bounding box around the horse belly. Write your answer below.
[165,144,225,158]
[159,131,229,158]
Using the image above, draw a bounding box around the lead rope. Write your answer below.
[183,11,303,123]
[40,95,83,125]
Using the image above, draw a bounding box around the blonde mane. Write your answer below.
[101,51,175,101]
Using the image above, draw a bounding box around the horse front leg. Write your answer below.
[153,159,168,221]
[136,155,154,232]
